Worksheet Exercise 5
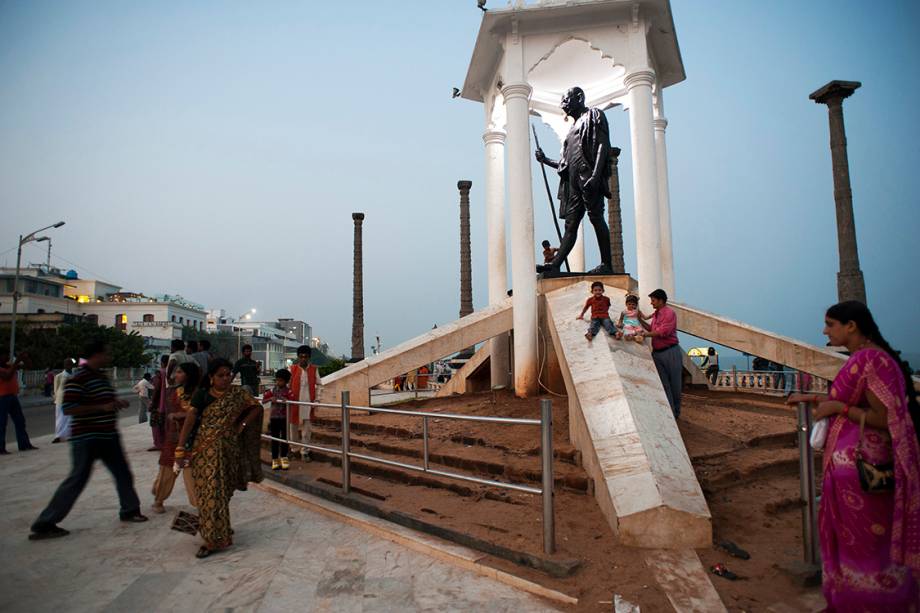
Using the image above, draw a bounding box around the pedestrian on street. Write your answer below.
[175,358,263,558]
[29,339,148,540]
[166,339,194,385]
[133,373,154,424]
[232,344,260,396]
[0,352,37,455]
[640,289,683,418]
[191,340,211,384]
[43,368,55,397]
[152,361,200,514]
[148,355,170,451]
[288,346,319,459]
[52,358,76,443]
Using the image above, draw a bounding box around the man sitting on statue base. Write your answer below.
[535,86,613,276]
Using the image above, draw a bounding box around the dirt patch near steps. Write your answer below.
[269,388,822,611]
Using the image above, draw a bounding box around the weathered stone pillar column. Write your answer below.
[501,80,538,397]
[457,180,475,358]
[654,116,675,297]
[483,128,511,388]
[809,80,867,304]
[607,146,625,274]
[625,69,662,311]
[458,180,474,319]
[350,212,365,361]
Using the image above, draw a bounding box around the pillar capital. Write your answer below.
[352,212,365,221]
[609,146,622,160]
[809,80,861,105]
[500,82,532,102]
[652,117,668,131]
[482,129,507,145]
[457,180,473,192]
[624,69,656,90]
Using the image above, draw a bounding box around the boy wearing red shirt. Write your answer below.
[577,281,617,341]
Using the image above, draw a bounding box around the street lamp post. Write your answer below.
[8,221,65,361]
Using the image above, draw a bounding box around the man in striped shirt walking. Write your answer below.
[29,339,148,540]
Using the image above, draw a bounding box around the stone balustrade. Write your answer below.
[708,369,829,395]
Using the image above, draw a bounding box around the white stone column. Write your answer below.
[625,69,663,311]
[654,116,675,297]
[501,81,539,397]
[570,224,585,272]
[483,127,511,389]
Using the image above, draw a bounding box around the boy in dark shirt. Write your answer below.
[233,344,260,395]
[262,369,294,470]
[577,281,617,341]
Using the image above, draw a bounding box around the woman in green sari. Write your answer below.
[176,358,263,558]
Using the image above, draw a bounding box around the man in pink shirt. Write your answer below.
[640,289,682,418]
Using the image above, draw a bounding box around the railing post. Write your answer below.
[341,391,351,495]
[422,415,430,470]
[285,399,291,447]
[796,402,818,566]
[540,398,555,555]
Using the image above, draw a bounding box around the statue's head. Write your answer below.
[560,87,586,118]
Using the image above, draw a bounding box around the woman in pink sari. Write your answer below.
[789,301,920,611]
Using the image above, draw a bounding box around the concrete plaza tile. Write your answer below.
[2,424,562,613]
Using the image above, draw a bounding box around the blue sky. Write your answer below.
[1,1,918,361]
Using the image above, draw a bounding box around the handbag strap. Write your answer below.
[856,410,867,461]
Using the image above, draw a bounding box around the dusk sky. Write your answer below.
[1,1,918,361]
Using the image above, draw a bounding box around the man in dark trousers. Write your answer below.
[535,86,613,274]
[233,344,261,395]
[29,339,147,540]
[0,352,37,454]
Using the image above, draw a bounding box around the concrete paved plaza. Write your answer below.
[0,423,558,612]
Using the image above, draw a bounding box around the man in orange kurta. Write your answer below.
[289,345,319,459]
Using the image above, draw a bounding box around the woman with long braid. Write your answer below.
[787,301,920,610]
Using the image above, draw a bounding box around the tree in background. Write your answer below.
[0,321,149,369]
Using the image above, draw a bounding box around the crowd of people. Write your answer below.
[21,337,323,559]
[8,291,920,607]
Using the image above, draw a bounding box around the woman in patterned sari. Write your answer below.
[176,358,263,558]
[788,301,920,611]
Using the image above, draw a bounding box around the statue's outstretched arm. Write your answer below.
[535,148,559,169]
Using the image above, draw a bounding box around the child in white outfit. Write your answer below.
[616,295,645,343]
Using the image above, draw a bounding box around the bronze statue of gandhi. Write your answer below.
[535,86,612,274]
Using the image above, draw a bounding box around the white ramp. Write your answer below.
[544,281,711,549]
[321,298,513,406]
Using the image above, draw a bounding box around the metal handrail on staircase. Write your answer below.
[260,393,556,554]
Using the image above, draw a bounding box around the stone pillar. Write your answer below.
[501,81,539,397]
[350,212,365,361]
[607,146,625,274]
[625,70,662,311]
[809,80,867,304]
[653,116,675,297]
[483,128,511,389]
[458,180,474,319]
[458,180,475,358]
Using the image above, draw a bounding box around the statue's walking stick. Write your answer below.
[532,125,570,272]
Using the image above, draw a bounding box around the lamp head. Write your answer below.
[53,221,65,228]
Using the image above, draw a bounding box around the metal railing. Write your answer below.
[796,402,819,566]
[260,392,556,554]
[709,368,830,395]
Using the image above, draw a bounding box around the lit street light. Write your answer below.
[8,221,65,360]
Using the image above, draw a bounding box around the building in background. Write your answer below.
[0,266,208,357]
